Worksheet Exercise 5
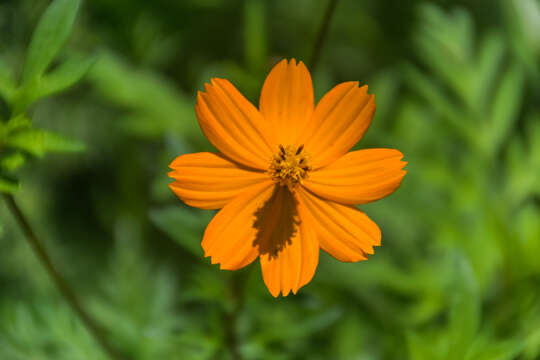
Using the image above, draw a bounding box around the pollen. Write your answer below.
[268,144,311,191]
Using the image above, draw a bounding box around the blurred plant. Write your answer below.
[87,218,220,360]
[0,0,88,193]
[0,300,108,360]
[89,52,198,140]
[2,0,540,359]
[395,3,540,359]
[0,0,122,359]
[500,0,540,78]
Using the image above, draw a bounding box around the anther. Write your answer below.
[268,144,311,190]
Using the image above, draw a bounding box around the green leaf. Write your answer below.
[22,0,81,84]
[0,175,19,193]
[5,115,32,133]
[6,129,85,157]
[487,63,524,154]
[501,0,540,72]
[0,60,16,102]
[21,55,95,107]
[416,5,474,100]
[0,115,31,144]
[446,254,480,360]
[0,152,26,172]
[465,338,523,360]
[472,32,505,107]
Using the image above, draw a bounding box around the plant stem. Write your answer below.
[309,0,339,72]
[223,302,242,360]
[223,269,251,360]
[2,194,124,360]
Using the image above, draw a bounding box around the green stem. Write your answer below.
[309,0,339,72]
[223,268,253,360]
[3,194,124,360]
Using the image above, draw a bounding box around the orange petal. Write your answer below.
[298,82,375,169]
[256,187,319,297]
[202,181,275,270]
[297,187,381,262]
[168,152,268,210]
[303,149,407,205]
[259,59,314,146]
[196,78,276,170]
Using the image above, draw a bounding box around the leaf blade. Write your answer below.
[6,129,85,157]
[22,0,81,84]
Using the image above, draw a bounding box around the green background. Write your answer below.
[1,0,540,359]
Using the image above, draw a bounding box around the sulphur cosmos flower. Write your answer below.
[169,59,406,297]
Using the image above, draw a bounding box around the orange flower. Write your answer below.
[169,59,407,297]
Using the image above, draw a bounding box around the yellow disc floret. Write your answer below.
[268,144,311,191]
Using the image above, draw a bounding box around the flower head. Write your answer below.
[169,59,407,297]
[268,144,311,191]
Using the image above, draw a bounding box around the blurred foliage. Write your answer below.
[1,0,540,359]
[0,0,87,193]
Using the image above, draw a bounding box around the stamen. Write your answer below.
[268,145,311,191]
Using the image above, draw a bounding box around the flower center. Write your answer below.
[268,144,311,191]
